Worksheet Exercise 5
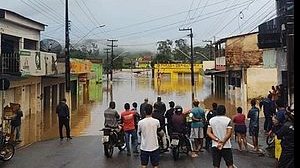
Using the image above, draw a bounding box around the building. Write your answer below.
[0,9,67,146]
[257,0,294,104]
[205,32,278,111]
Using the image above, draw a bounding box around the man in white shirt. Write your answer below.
[207,105,234,168]
[138,104,160,168]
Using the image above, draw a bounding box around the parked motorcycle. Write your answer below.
[170,133,191,160]
[100,127,126,158]
[0,130,15,161]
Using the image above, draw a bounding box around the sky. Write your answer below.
[1,0,276,52]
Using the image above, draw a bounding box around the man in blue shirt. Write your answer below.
[259,94,276,133]
[190,99,205,157]
[247,99,260,152]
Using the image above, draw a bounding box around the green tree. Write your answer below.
[154,39,173,63]
[173,39,190,62]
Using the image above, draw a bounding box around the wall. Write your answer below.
[226,33,263,68]
[246,67,278,99]
[0,20,40,49]
[202,61,215,71]
[20,50,57,76]
[0,77,42,146]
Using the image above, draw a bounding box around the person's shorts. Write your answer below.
[140,149,160,166]
[211,147,233,167]
[249,126,259,137]
[190,127,204,139]
[234,125,247,134]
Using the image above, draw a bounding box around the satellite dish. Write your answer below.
[40,39,62,54]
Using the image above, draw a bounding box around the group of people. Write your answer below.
[231,93,294,168]
[103,96,237,168]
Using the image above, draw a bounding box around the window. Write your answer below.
[24,38,37,50]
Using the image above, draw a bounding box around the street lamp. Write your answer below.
[73,25,105,47]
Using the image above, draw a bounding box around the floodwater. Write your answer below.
[39,71,239,140]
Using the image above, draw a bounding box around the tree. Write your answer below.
[154,39,173,63]
[173,39,190,62]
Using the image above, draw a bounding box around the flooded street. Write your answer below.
[40,71,239,140]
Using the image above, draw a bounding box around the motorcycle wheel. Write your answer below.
[118,143,126,151]
[0,143,15,161]
[172,146,180,161]
[266,134,275,146]
[104,143,114,158]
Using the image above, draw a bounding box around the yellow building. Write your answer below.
[154,63,203,80]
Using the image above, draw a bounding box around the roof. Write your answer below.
[215,32,258,44]
[0,8,47,29]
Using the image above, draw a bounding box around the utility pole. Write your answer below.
[104,48,111,81]
[179,28,195,102]
[107,39,118,82]
[203,40,213,60]
[65,0,70,92]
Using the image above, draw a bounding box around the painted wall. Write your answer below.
[246,67,278,99]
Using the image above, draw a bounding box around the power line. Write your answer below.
[94,0,230,35]
[199,0,236,38]
[182,0,196,27]
[188,0,209,27]
[229,0,274,35]
[207,0,259,39]
[115,1,250,40]
[19,0,62,25]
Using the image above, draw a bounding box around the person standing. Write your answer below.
[56,98,71,141]
[154,96,166,115]
[232,107,248,151]
[204,102,217,151]
[138,104,160,168]
[152,103,168,151]
[259,94,276,133]
[247,99,260,152]
[165,101,175,137]
[190,99,206,157]
[11,104,23,142]
[121,103,138,155]
[207,105,234,168]
[140,98,149,120]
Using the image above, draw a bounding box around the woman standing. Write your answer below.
[232,107,248,151]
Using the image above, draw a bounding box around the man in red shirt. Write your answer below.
[121,103,138,156]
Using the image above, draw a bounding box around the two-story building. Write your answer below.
[0,9,64,146]
[257,0,294,105]
[205,32,278,111]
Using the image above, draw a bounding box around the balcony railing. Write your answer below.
[0,53,21,75]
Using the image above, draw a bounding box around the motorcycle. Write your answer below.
[170,133,191,160]
[266,130,275,147]
[100,127,126,158]
[0,130,15,161]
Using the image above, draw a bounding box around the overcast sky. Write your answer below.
[1,0,276,51]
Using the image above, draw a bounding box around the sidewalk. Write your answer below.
[241,117,274,157]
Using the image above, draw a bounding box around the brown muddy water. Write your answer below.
[39,71,239,141]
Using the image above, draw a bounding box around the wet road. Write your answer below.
[0,136,275,168]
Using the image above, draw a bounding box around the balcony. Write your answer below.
[0,53,21,76]
[0,50,59,76]
[258,17,282,49]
